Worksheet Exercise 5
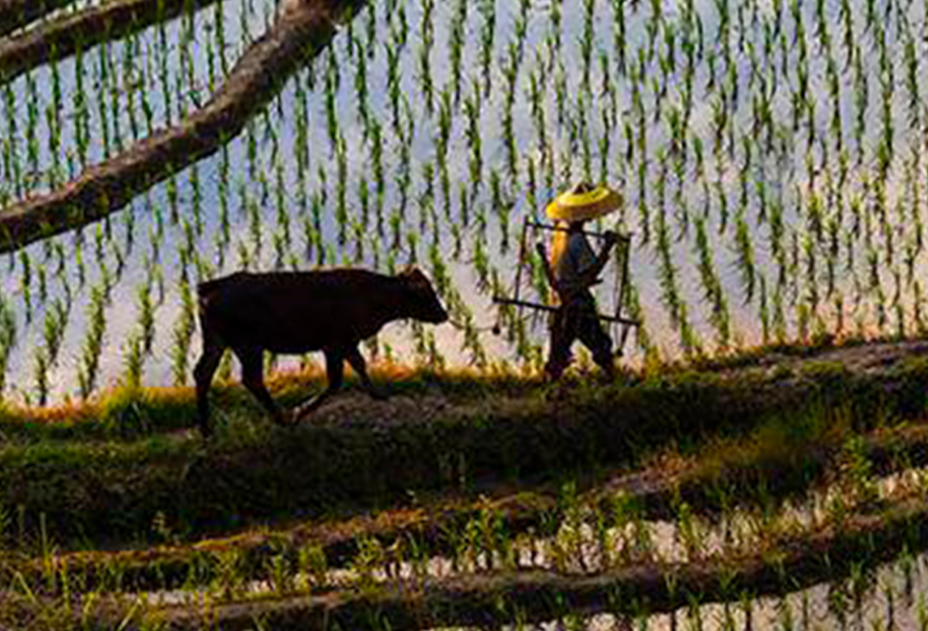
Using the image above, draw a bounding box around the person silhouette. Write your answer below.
[535,182,621,380]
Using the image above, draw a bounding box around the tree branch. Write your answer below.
[0,0,221,86]
[0,0,364,254]
[0,0,78,39]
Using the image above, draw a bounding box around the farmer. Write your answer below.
[536,182,622,381]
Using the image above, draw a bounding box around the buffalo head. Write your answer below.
[398,267,449,324]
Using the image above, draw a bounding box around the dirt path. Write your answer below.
[286,338,928,433]
[712,338,928,379]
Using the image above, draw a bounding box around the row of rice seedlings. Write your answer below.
[2,0,288,398]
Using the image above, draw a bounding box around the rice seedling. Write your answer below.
[477,0,496,97]
[693,216,732,350]
[416,0,434,115]
[76,284,108,400]
[170,272,197,387]
[447,0,467,104]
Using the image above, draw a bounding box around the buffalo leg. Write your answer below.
[346,347,388,401]
[295,351,344,420]
[194,336,225,437]
[237,347,289,426]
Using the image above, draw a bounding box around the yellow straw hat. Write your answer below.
[545,182,623,222]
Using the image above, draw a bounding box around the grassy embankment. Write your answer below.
[1,338,927,551]
[7,403,928,629]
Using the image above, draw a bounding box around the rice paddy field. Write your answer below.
[5,0,928,627]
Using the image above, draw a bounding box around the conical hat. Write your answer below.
[545,183,623,222]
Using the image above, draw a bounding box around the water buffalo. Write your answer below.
[193,267,449,437]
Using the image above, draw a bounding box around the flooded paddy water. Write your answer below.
[0,0,926,401]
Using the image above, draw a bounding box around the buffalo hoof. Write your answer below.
[368,388,390,401]
[275,410,299,426]
[292,394,329,420]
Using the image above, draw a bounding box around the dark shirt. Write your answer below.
[553,232,597,295]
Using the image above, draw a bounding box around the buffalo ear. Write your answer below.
[399,266,428,286]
